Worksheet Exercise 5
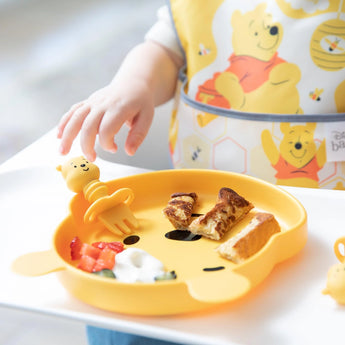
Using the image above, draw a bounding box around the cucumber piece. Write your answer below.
[92,269,116,278]
[154,270,177,281]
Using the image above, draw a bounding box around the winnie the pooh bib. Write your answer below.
[168,0,345,189]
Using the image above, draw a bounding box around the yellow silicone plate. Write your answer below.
[13,169,307,315]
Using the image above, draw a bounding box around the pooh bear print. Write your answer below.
[261,123,327,188]
[195,3,302,114]
[168,0,345,190]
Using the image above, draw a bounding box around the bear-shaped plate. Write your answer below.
[12,169,307,315]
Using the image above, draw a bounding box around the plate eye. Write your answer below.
[165,230,201,241]
[123,235,140,245]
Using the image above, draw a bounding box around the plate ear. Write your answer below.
[12,250,65,277]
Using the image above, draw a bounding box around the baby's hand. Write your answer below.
[57,79,155,161]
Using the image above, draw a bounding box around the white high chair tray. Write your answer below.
[1,130,344,345]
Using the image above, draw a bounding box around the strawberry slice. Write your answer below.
[77,255,96,273]
[70,236,83,260]
[93,248,116,272]
[80,243,102,259]
[71,239,121,273]
[92,241,124,254]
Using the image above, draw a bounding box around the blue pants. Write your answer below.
[86,326,180,345]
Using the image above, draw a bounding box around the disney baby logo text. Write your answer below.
[325,122,345,162]
[331,130,345,152]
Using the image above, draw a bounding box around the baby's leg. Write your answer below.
[86,326,180,345]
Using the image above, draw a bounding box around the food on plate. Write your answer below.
[70,236,83,260]
[78,244,117,273]
[113,247,173,283]
[154,270,177,281]
[162,188,281,263]
[163,192,198,229]
[216,212,280,263]
[188,187,254,240]
[92,241,125,253]
[69,237,176,282]
[92,269,116,278]
[70,237,124,273]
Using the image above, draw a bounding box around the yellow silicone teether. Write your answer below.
[323,237,345,304]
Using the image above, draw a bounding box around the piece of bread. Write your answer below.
[188,187,254,240]
[216,212,281,263]
[163,192,198,229]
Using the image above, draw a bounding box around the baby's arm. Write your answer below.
[57,40,183,161]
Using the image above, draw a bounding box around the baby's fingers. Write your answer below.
[80,109,107,162]
[59,104,91,155]
[97,108,127,154]
[57,102,84,138]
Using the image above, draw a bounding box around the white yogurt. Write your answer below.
[113,248,165,283]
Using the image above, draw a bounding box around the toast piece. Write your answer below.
[163,192,198,229]
[216,212,281,263]
[188,187,254,240]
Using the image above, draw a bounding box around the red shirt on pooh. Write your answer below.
[196,52,285,108]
